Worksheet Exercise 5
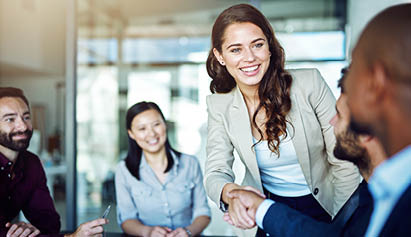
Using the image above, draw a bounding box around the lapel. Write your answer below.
[286,94,312,185]
[229,86,262,187]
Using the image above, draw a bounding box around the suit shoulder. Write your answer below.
[287,68,323,94]
[206,89,235,112]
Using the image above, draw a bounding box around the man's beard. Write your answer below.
[0,129,33,152]
[334,128,370,173]
[349,116,374,136]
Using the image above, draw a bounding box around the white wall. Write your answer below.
[347,0,411,56]
[0,0,66,75]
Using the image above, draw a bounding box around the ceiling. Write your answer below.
[77,0,343,38]
[0,0,343,79]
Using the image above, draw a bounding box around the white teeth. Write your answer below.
[241,65,258,72]
[148,139,158,145]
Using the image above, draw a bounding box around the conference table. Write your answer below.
[61,231,232,237]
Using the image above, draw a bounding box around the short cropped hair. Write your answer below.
[337,67,348,94]
[0,87,30,107]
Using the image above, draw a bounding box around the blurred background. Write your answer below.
[0,0,408,235]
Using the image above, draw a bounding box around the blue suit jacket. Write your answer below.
[378,184,411,236]
[262,181,372,237]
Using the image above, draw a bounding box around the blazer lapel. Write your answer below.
[230,87,262,187]
[287,94,312,185]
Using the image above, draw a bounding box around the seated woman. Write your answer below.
[115,101,211,237]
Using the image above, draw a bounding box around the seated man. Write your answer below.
[224,70,387,236]
[0,87,107,236]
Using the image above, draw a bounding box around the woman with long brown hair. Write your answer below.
[204,4,360,236]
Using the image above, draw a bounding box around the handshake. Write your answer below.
[222,184,267,230]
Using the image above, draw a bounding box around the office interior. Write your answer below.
[0,0,408,235]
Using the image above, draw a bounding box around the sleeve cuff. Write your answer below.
[256,199,275,229]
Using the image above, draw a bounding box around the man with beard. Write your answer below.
[223,69,386,236]
[0,87,107,237]
[343,4,411,236]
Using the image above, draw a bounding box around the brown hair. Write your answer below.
[206,4,293,154]
[0,87,30,107]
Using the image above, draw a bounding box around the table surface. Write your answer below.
[62,231,233,237]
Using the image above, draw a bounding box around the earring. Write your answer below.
[220,61,225,66]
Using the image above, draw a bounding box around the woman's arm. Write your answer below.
[205,95,264,229]
[185,215,211,236]
[115,163,154,235]
[204,95,237,206]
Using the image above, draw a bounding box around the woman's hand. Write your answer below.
[221,184,265,229]
[166,227,189,237]
[64,218,108,237]
[145,226,172,237]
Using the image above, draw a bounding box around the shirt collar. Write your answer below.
[0,152,17,170]
[368,145,411,200]
[141,150,180,176]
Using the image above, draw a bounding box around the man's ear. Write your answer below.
[370,61,389,102]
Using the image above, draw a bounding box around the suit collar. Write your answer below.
[286,93,312,185]
[229,86,262,189]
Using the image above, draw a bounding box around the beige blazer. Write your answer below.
[204,68,360,235]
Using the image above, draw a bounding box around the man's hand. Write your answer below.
[222,185,265,229]
[145,226,172,237]
[5,222,40,237]
[227,188,266,226]
[65,218,108,237]
[166,227,188,237]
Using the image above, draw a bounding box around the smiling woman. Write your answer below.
[114,101,211,237]
[204,4,361,237]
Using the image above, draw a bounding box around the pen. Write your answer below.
[102,204,111,219]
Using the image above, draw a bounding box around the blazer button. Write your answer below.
[314,188,319,195]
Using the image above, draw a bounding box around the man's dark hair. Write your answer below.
[0,87,30,107]
[337,67,348,93]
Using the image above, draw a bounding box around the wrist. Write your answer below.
[142,226,152,236]
[221,183,239,203]
[183,227,192,237]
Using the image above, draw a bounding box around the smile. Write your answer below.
[147,139,159,145]
[240,65,259,73]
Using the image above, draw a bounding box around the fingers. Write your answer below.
[7,223,24,237]
[243,186,266,198]
[223,212,234,225]
[83,218,108,228]
[73,218,108,237]
[151,226,170,237]
[235,198,255,228]
[28,229,40,237]
[228,198,254,229]
[6,222,39,237]
[167,228,188,237]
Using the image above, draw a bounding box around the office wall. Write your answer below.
[0,0,66,75]
[347,0,411,56]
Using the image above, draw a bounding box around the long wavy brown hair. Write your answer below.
[206,4,293,155]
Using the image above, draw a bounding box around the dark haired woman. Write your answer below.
[115,101,210,237]
[204,4,360,236]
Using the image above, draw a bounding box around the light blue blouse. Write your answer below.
[366,145,411,236]
[253,136,311,197]
[115,151,211,229]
